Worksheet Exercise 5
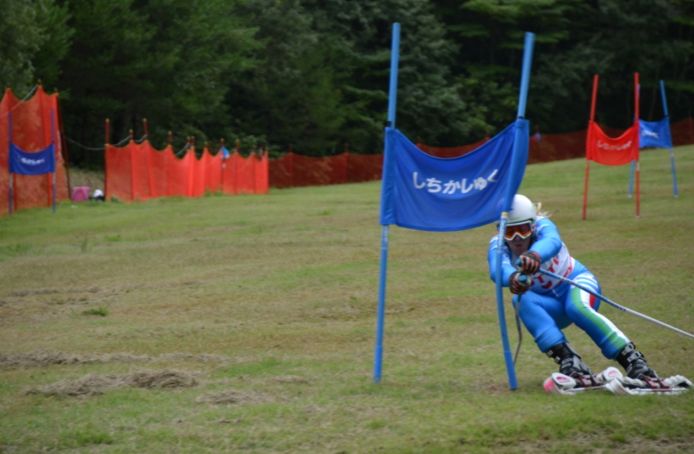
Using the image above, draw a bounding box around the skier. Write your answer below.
[487,194,687,394]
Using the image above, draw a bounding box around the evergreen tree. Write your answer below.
[305,0,469,150]
[6,0,692,164]
[58,0,257,165]
[136,0,257,149]
[0,0,71,94]
[226,0,347,154]
[58,0,155,164]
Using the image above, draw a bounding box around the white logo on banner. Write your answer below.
[20,157,46,166]
[597,140,632,151]
[412,169,499,194]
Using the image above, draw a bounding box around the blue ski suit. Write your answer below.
[488,217,630,359]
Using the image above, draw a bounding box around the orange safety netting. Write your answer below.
[268,117,694,189]
[0,86,69,215]
[671,117,694,146]
[416,137,488,158]
[105,141,268,202]
[415,129,614,164]
[268,151,383,188]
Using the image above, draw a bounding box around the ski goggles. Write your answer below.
[503,222,533,241]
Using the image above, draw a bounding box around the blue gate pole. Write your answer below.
[628,78,640,198]
[494,217,516,390]
[495,31,534,391]
[515,33,534,120]
[374,22,400,384]
[660,80,678,197]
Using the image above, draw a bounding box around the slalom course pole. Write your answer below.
[660,80,679,197]
[628,76,636,198]
[495,216,517,388]
[494,31,534,391]
[582,74,599,220]
[373,22,400,384]
[634,73,640,217]
[538,268,694,340]
[515,32,534,119]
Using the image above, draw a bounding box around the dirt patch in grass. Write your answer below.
[509,435,694,454]
[4,352,104,367]
[272,375,310,384]
[0,351,232,368]
[195,389,272,405]
[26,370,197,397]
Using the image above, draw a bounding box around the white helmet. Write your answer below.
[507,194,536,226]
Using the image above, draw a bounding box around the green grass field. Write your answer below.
[1,146,692,453]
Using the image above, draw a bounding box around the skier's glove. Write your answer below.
[510,272,531,295]
[519,251,542,274]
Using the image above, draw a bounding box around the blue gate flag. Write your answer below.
[380,119,529,231]
[9,143,56,175]
[639,118,672,149]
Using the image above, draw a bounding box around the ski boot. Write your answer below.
[616,342,658,380]
[549,343,594,379]
[606,342,692,395]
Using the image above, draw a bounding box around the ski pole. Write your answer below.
[537,268,694,340]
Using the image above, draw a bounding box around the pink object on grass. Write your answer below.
[72,186,90,202]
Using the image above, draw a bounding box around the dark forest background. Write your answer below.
[2,0,692,166]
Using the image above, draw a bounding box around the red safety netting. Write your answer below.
[220,152,269,194]
[528,130,585,163]
[267,116,694,189]
[416,138,488,158]
[269,151,383,188]
[413,126,640,165]
[671,117,694,146]
[106,142,267,202]
[0,86,69,215]
[204,148,222,193]
[346,153,383,183]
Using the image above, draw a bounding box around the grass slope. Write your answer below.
[0,146,692,453]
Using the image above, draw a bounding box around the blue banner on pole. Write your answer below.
[639,118,672,149]
[380,119,529,231]
[9,143,56,175]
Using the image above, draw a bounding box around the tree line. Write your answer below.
[2,0,692,167]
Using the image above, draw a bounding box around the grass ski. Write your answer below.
[605,375,692,395]
[543,367,622,395]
